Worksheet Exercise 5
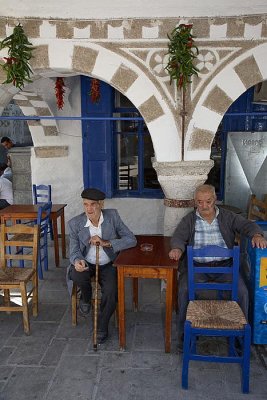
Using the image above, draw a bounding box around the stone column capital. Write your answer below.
[152,160,214,235]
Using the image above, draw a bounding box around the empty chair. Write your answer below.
[32,184,53,240]
[33,184,52,204]
[0,223,39,334]
[15,202,52,280]
[247,194,267,221]
[182,245,251,393]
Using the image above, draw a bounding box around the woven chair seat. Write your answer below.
[186,300,247,330]
[0,267,34,283]
[11,233,33,242]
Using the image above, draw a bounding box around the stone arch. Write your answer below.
[0,83,61,147]
[12,90,59,141]
[30,43,180,162]
[186,42,267,161]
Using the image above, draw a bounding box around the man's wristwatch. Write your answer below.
[105,241,112,248]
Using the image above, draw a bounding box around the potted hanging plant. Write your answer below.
[0,23,35,89]
[165,24,199,160]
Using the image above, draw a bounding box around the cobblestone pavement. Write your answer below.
[0,242,266,400]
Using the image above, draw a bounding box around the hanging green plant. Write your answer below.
[0,23,35,89]
[165,24,199,160]
[165,24,199,90]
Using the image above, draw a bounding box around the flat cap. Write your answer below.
[81,188,106,201]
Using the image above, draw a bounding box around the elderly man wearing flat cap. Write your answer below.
[67,187,137,344]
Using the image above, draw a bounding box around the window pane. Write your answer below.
[117,133,138,191]
[205,128,222,194]
[115,112,139,133]
[115,92,135,108]
[143,134,161,189]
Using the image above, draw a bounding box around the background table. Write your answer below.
[0,204,67,267]
[114,235,178,353]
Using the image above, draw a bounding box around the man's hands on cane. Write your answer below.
[74,259,89,272]
[90,235,112,248]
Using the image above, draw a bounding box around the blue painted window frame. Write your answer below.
[81,76,163,198]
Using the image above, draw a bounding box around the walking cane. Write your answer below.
[93,242,100,351]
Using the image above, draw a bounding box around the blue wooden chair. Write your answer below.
[32,184,53,240]
[182,245,251,393]
[15,202,52,280]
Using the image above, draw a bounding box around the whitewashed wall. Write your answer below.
[24,76,164,234]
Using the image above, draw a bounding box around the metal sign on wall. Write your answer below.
[224,131,267,212]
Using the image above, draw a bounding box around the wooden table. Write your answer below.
[114,235,178,353]
[0,204,67,267]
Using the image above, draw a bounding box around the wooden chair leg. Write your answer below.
[71,284,77,326]
[20,283,30,334]
[32,274,38,317]
[3,289,10,306]
[3,289,11,314]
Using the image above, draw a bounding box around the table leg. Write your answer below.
[60,210,66,259]
[117,268,126,351]
[52,216,59,267]
[132,277,138,312]
[165,269,174,353]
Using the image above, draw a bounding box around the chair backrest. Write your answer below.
[187,245,240,301]
[247,194,267,221]
[33,184,52,205]
[0,223,39,271]
[37,201,52,236]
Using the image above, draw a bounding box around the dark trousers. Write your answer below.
[0,199,10,210]
[177,265,249,339]
[69,262,117,333]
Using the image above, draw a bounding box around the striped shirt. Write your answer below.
[194,206,228,262]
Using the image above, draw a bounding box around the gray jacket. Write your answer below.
[67,208,137,294]
[171,206,264,254]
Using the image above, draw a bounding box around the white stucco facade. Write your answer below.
[0,2,267,234]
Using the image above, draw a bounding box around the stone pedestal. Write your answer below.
[153,160,214,236]
[10,147,32,204]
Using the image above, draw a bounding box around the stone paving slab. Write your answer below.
[0,246,266,400]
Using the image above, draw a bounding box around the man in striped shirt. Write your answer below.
[169,184,267,345]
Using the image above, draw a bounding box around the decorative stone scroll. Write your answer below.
[164,198,195,208]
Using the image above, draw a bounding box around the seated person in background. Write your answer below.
[0,137,14,180]
[2,166,12,182]
[0,163,13,209]
[67,187,137,344]
[1,136,14,151]
[169,184,267,344]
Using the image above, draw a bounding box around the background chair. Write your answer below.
[247,194,267,221]
[182,245,251,393]
[32,184,53,240]
[0,224,39,334]
[15,202,52,280]
[71,280,118,327]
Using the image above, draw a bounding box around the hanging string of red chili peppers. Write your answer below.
[89,78,101,103]
[55,77,65,110]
